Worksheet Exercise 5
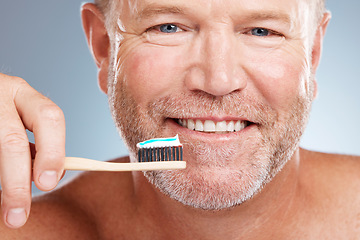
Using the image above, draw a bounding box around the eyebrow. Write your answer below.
[136,5,185,22]
[242,12,291,24]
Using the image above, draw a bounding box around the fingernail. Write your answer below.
[7,208,26,228]
[39,171,58,189]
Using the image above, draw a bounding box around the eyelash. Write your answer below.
[246,27,284,37]
[145,23,185,34]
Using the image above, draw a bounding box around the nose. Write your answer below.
[185,29,247,97]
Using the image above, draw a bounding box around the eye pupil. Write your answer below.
[251,28,269,36]
[160,24,178,33]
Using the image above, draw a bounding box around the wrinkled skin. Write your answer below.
[5,0,360,238]
[104,0,319,210]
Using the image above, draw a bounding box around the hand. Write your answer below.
[0,73,66,228]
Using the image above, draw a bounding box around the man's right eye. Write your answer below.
[142,22,192,46]
[147,23,183,34]
[159,24,179,33]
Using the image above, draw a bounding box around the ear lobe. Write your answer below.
[98,58,109,94]
[81,3,110,94]
[312,77,318,100]
[311,11,331,72]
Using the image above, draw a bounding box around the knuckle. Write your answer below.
[0,74,23,84]
[0,75,23,92]
[37,104,64,124]
[12,76,27,85]
[2,186,30,201]
[10,76,29,90]
[1,131,28,151]
[0,75,33,101]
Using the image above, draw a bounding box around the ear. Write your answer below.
[81,3,110,94]
[310,11,331,74]
[310,11,331,99]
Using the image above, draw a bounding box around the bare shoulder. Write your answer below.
[300,149,360,235]
[301,148,360,183]
[0,156,134,239]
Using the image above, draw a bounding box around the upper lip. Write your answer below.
[169,116,255,124]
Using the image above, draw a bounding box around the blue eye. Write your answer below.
[159,24,178,33]
[251,28,270,37]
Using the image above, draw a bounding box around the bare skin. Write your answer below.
[0,0,360,238]
[1,149,359,239]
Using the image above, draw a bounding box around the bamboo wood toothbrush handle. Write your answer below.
[64,157,186,172]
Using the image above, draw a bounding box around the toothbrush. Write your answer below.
[63,135,186,172]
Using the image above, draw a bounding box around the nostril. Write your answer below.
[185,65,247,97]
[184,67,207,93]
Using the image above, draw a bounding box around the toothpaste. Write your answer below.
[136,135,182,149]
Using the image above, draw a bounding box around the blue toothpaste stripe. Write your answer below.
[138,136,178,147]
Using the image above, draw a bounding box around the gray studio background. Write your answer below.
[0,0,359,195]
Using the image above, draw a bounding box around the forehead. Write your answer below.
[120,0,310,22]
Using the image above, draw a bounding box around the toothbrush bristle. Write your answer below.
[138,146,183,162]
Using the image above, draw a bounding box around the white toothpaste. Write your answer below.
[136,135,182,149]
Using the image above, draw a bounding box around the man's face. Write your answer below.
[108,0,316,209]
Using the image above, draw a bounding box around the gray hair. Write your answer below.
[94,0,327,24]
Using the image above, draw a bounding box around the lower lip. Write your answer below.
[167,119,257,142]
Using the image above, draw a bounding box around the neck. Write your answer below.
[132,148,303,240]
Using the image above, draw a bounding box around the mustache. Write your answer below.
[146,91,278,126]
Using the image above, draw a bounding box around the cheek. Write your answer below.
[122,46,185,105]
[247,48,309,110]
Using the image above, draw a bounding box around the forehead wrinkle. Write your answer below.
[131,3,292,28]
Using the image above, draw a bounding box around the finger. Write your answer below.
[0,75,36,228]
[14,80,66,192]
[0,107,32,229]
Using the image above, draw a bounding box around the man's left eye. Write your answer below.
[251,28,270,37]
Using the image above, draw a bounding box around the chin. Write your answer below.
[141,122,303,210]
[142,142,277,210]
[143,164,269,210]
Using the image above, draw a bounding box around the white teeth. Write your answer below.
[215,121,227,132]
[203,120,216,132]
[182,119,187,127]
[195,120,204,131]
[227,121,235,132]
[235,120,241,131]
[187,119,195,130]
[178,119,249,133]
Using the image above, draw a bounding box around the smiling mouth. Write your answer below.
[174,119,253,134]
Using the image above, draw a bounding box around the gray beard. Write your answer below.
[108,64,313,210]
[143,97,309,210]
